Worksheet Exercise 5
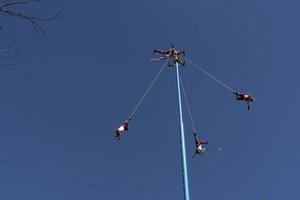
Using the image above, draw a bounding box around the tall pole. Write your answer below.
[175,61,191,200]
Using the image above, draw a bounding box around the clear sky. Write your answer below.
[0,0,299,199]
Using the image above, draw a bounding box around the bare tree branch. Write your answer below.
[0,0,61,35]
[0,0,60,67]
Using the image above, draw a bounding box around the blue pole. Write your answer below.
[175,61,191,200]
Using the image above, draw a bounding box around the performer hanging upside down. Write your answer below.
[233,92,255,110]
[114,119,130,142]
[152,42,185,66]
[193,132,208,157]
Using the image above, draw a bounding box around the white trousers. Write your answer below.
[118,126,125,133]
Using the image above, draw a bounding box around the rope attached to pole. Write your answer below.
[127,61,168,120]
[180,77,197,133]
[186,58,235,93]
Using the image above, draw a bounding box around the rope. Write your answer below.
[180,77,197,133]
[185,58,235,93]
[127,61,167,120]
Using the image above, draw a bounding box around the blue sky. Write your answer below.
[0,0,299,199]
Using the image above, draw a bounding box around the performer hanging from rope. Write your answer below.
[186,58,256,111]
[114,119,131,142]
[113,61,168,143]
[152,42,185,66]
[233,92,255,110]
[180,78,212,157]
[193,132,208,157]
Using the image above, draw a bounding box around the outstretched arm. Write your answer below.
[153,49,163,54]
[200,140,208,145]
[154,49,171,55]
[193,132,198,145]
[177,50,185,55]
